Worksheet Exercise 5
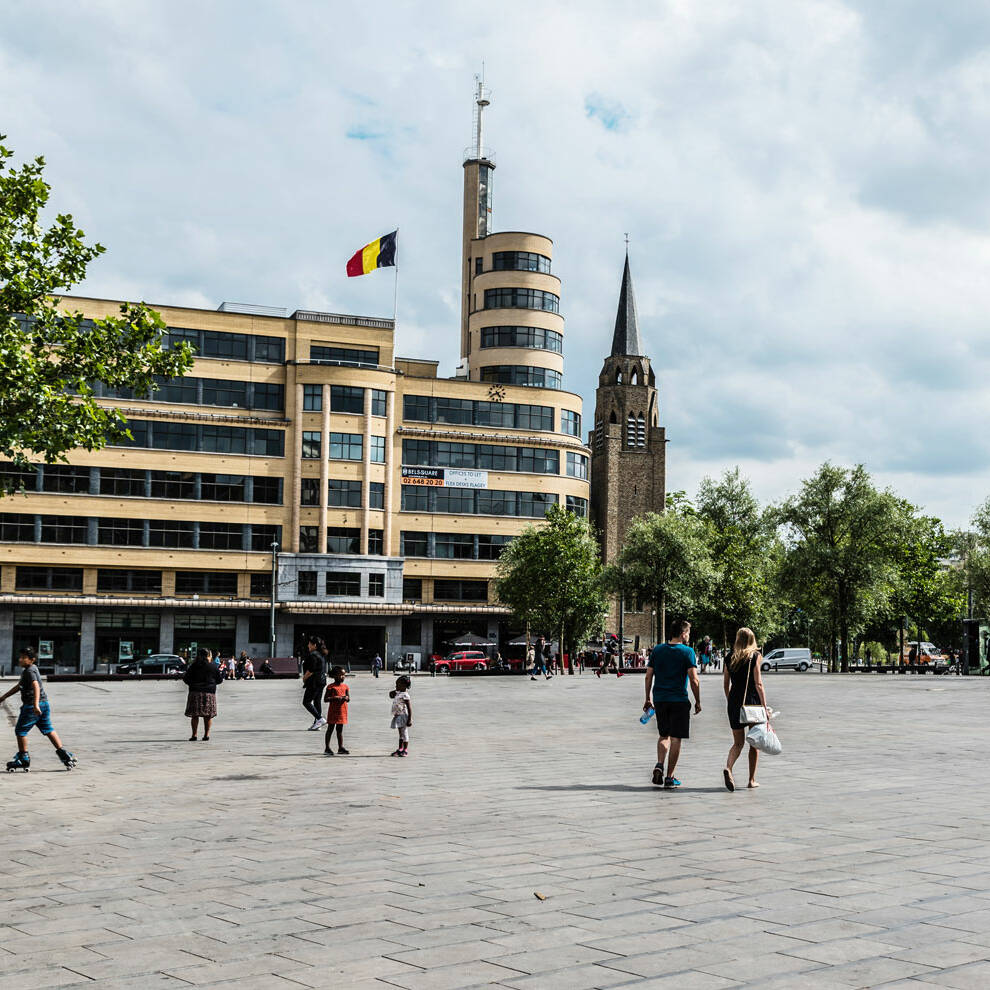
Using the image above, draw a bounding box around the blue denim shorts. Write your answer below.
[15,700,54,737]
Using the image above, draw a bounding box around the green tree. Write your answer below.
[495,505,608,663]
[604,508,715,632]
[695,467,781,644]
[777,463,905,672]
[0,139,192,481]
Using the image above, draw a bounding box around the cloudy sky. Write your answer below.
[3,0,988,527]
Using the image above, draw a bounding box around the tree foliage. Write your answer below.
[0,139,192,479]
[495,505,608,655]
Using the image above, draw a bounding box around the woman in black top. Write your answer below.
[723,627,769,791]
[183,648,223,741]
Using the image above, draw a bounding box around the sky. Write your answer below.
[3,0,989,528]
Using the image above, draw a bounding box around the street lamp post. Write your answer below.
[269,542,279,662]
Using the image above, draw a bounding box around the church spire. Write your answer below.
[610,251,642,357]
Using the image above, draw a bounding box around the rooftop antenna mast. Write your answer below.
[472,66,491,160]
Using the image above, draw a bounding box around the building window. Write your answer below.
[248,614,269,642]
[402,395,431,422]
[249,573,272,597]
[402,578,422,601]
[368,529,384,555]
[491,251,551,274]
[480,325,562,352]
[252,477,283,504]
[252,335,286,363]
[483,287,559,312]
[479,366,562,390]
[200,474,245,502]
[310,345,379,367]
[326,571,360,595]
[150,471,196,500]
[435,533,474,559]
[514,404,554,431]
[514,491,557,517]
[97,467,144,497]
[400,440,561,474]
[566,495,589,517]
[299,526,318,552]
[200,378,249,408]
[477,534,512,560]
[16,567,84,591]
[328,479,361,507]
[40,516,89,544]
[97,569,162,593]
[199,523,244,551]
[298,571,317,596]
[400,486,431,512]
[435,397,473,425]
[400,531,429,557]
[370,436,386,463]
[42,465,90,493]
[252,383,284,411]
[329,433,363,461]
[175,572,238,595]
[368,573,385,597]
[371,389,387,416]
[435,489,475,515]
[302,431,322,459]
[0,462,40,492]
[330,385,365,414]
[327,527,360,553]
[300,477,321,506]
[401,616,421,644]
[149,520,195,548]
[369,481,384,510]
[303,384,323,411]
[98,517,145,546]
[199,330,248,360]
[250,525,281,552]
[433,579,488,602]
[401,439,432,465]
[112,420,284,457]
[566,452,589,479]
[561,410,581,437]
[0,513,37,541]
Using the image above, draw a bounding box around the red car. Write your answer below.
[432,650,488,673]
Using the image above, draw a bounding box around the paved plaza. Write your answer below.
[4,670,990,989]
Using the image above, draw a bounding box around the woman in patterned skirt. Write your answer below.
[183,648,223,741]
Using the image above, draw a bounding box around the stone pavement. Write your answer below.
[3,669,990,989]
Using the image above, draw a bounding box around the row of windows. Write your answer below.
[401,439,560,475]
[480,326,563,353]
[303,385,387,416]
[16,567,272,597]
[480,366,562,390]
[301,432,384,462]
[97,376,284,412]
[301,479,384,508]
[167,328,285,364]
[402,395,554,432]
[0,514,280,551]
[491,251,552,274]
[310,345,380,367]
[113,420,285,457]
[401,486,557,518]
[484,287,559,313]
[0,463,283,504]
[399,577,488,602]
[298,527,384,555]
[298,571,385,597]
[399,531,513,560]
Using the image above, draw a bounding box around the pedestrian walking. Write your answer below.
[183,647,223,741]
[723,627,770,791]
[243,657,255,680]
[543,638,554,678]
[2,647,77,771]
[643,619,701,789]
[389,675,413,757]
[699,636,713,673]
[372,653,383,678]
[530,637,550,680]
[302,636,327,730]
[323,666,350,755]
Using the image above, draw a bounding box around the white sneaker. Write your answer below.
[315,717,327,728]
[307,719,322,730]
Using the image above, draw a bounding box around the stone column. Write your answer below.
[79,609,96,674]
[234,612,250,656]
[319,384,330,554]
[159,609,175,654]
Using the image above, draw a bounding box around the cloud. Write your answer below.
[2,0,988,528]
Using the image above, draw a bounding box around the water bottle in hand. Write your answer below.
[640,707,655,725]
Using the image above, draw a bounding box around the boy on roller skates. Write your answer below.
[1,648,76,772]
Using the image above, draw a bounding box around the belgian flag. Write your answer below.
[346,230,398,277]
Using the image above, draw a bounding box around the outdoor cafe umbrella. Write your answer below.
[451,632,497,647]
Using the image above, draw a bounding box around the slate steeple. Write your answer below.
[610,252,643,357]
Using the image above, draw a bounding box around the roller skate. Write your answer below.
[6,751,30,772]
[56,748,77,770]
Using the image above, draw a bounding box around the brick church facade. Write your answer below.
[590,254,667,649]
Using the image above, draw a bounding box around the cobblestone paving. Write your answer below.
[3,669,990,988]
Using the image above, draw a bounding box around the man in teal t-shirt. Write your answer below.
[643,619,701,789]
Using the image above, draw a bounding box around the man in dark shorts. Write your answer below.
[643,619,701,789]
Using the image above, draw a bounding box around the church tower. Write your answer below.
[590,253,667,646]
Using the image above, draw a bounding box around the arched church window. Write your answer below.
[648,368,656,387]
[630,368,639,386]
[614,368,622,384]
[609,410,617,424]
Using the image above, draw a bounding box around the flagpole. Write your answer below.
[392,227,399,325]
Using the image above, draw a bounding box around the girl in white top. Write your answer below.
[388,675,412,757]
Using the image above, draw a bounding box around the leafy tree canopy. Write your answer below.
[0,139,192,479]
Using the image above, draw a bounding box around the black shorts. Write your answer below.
[656,701,691,739]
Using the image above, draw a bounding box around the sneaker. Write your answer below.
[390,749,402,757]
[337,747,350,755]
[664,776,681,790]
[307,721,321,730]
[652,765,664,787]
[315,717,327,728]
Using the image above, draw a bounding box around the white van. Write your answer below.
[761,648,812,672]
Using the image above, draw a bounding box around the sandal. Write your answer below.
[390,749,402,757]
[723,768,735,792]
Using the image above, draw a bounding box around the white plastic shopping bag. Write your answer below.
[745,721,782,755]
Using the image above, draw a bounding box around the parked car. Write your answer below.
[117,654,187,676]
[761,648,812,672]
[431,650,488,673]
